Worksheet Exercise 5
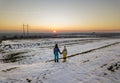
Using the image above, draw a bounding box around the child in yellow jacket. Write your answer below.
[62,46,67,62]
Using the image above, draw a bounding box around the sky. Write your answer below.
[0,0,120,33]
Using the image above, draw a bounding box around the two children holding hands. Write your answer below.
[53,44,67,62]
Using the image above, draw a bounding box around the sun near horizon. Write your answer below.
[53,30,56,33]
[0,0,120,33]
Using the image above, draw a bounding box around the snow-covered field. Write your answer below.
[0,38,120,83]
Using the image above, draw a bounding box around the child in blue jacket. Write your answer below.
[54,44,61,62]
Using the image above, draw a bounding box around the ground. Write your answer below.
[0,38,120,83]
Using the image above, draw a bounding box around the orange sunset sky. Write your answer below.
[0,0,120,33]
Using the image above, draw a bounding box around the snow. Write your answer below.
[0,38,120,83]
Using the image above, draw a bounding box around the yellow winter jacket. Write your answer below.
[62,49,67,58]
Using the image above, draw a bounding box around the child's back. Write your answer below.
[62,48,67,56]
[62,46,67,62]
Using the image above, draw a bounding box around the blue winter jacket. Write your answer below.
[54,48,60,55]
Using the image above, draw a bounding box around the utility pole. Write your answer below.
[22,24,29,37]
[27,24,29,36]
[23,24,25,36]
